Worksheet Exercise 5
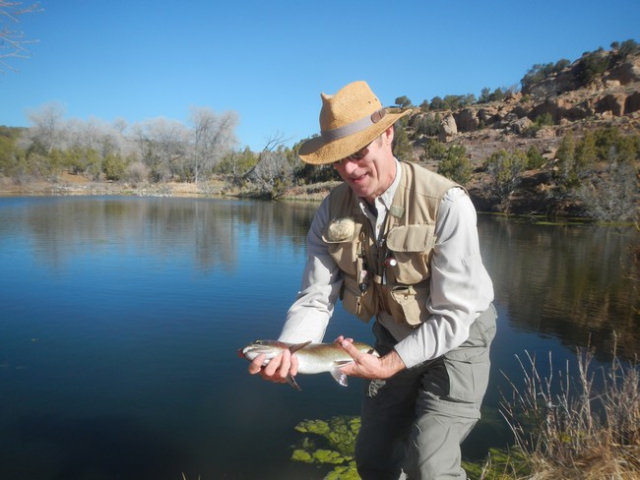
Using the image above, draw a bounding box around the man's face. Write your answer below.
[333,127,396,203]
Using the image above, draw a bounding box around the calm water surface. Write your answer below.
[0,196,638,480]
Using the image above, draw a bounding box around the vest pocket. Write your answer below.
[340,276,376,323]
[386,224,436,284]
[386,285,429,327]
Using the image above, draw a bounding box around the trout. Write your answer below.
[238,339,378,390]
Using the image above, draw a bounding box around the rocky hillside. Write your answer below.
[405,45,640,219]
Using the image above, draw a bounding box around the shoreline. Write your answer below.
[0,173,338,203]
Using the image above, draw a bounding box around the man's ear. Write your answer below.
[383,125,395,145]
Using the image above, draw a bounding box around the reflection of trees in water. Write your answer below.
[22,197,317,273]
[22,199,639,356]
[480,216,639,359]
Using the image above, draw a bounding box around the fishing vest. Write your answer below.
[322,161,459,327]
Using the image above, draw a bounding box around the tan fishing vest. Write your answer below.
[322,161,459,327]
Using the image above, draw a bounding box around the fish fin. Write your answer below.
[330,368,349,387]
[333,359,355,368]
[284,342,309,391]
[286,374,301,391]
[288,341,312,354]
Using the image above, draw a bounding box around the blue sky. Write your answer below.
[1,0,638,151]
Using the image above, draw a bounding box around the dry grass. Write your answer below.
[498,339,640,479]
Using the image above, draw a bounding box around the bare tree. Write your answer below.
[25,101,66,154]
[243,133,292,196]
[189,107,238,183]
[131,118,189,182]
[0,1,41,73]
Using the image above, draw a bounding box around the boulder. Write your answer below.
[439,115,458,143]
[530,100,559,122]
[595,93,627,116]
[454,108,479,132]
[477,107,500,126]
[607,56,640,85]
[511,117,533,135]
[625,92,640,114]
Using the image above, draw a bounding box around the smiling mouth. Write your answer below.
[349,174,367,184]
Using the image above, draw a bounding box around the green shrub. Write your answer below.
[415,113,441,137]
[421,138,447,161]
[484,149,528,211]
[438,144,472,185]
[103,153,128,181]
[525,146,546,169]
[392,122,414,162]
[576,49,610,87]
[593,127,640,163]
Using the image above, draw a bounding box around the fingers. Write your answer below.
[336,336,360,360]
[335,336,354,348]
[248,354,266,375]
[248,350,298,385]
[263,348,289,378]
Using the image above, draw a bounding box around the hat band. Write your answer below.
[321,108,387,142]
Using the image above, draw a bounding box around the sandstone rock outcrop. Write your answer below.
[420,50,640,138]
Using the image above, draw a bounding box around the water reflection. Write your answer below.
[480,216,639,359]
[2,197,316,273]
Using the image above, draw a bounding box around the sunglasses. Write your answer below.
[333,144,370,166]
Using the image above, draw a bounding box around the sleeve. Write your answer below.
[278,196,344,344]
[393,187,494,368]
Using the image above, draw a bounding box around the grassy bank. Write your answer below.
[474,344,639,479]
[289,346,639,480]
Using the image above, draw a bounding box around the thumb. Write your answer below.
[339,338,361,360]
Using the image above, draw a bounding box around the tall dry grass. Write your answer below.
[498,340,640,479]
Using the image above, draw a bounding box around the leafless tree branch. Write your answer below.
[0,1,41,73]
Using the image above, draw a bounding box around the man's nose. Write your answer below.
[342,158,360,174]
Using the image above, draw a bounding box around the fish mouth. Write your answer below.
[238,346,273,359]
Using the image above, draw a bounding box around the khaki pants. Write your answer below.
[355,305,497,479]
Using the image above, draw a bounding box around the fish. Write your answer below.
[238,339,378,390]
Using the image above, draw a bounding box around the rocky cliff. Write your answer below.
[406,46,640,219]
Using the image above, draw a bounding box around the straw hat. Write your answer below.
[298,81,412,165]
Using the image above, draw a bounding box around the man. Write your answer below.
[248,80,496,479]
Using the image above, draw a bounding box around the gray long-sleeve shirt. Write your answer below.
[279,161,494,368]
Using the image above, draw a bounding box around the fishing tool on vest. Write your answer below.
[357,233,369,292]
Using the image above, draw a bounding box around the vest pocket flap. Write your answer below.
[386,224,436,252]
[322,218,357,243]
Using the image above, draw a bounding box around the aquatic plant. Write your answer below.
[291,416,360,478]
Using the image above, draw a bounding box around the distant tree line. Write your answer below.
[0,102,335,199]
[0,102,243,185]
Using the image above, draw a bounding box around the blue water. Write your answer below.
[0,196,637,479]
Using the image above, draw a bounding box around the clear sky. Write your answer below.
[1,0,638,151]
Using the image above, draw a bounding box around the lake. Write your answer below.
[0,196,638,480]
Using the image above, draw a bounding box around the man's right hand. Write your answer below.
[248,348,299,385]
